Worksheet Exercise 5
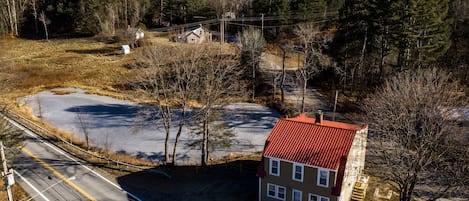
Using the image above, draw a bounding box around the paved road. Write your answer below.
[7,117,142,201]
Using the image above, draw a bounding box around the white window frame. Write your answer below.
[317,168,329,187]
[309,194,329,201]
[320,197,330,201]
[278,185,286,200]
[292,163,304,182]
[269,158,280,176]
[292,189,302,201]
[309,194,318,201]
[268,183,276,198]
[266,183,286,201]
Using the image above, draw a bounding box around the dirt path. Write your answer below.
[260,53,347,121]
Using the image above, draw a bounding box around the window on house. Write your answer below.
[278,186,286,200]
[309,194,329,201]
[293,164,304,182]
[266,183,286,201]
[309,194,318,201]
[320,197,330,201]
[270,159,280,176]
[268,183,276,197]
[317,169,329,187]
[292,189,302,201]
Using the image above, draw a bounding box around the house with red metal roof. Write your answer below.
[257,111,368,201]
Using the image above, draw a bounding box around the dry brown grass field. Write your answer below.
[1,35,236,102]
[0,34,241,165]
[0,35,245,200]
[1,38,135,100]
[0,180,29,201]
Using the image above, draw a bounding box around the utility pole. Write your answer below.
[333,90,338,121]
[220,16,224,46]
[241,14,244,31]
[1,141,13,201]
[261,13,264,36]
[220,1,225,49]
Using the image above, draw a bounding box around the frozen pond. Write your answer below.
[19,88,280,165]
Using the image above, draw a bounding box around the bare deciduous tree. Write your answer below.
[0,0,28,35]
[76,109,91,149]
[135,44,244,166]
[96,5,117,36]
[364,68,468,201]
[135,44,199,165]
[36,95,43,118]
[187,109,236,165]
[211,0,253,18]
[237,27,265,101]
[194,45,245,166]
[39,11,49,40]
[31,0,39,34]
[293,23,331,112]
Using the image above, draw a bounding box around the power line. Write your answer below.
[226,19,329,29]
[147,12,339,32]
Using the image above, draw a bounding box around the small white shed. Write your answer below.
[126,27,145,40]
[136,30,144,40]
[122,45,130,54]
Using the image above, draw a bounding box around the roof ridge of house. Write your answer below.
[281,118,364,132]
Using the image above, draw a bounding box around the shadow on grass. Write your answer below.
[66,47,120,56]
[117,160,259,201]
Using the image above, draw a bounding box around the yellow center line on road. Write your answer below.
[21,147,97,201]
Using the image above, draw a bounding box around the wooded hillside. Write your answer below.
[1,0,466,86]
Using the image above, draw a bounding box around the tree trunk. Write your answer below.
[124,0,128,26]
[6,0,14,34]
[300,45,309,113]
[251,51,256,101]
[11,0,17,35]
[171,106,186,165]
[32,0,38,34]
[201,116,209,167]
[164,128,170,164]
[159,0,164,25]
[281,46,286,102]
[43,20,48,40]
[163,105,171,165]
[343,41,349,89]
[301,77,306,113]
[272,74,276,100]
[378,25,388,82]
[359,26,368,82]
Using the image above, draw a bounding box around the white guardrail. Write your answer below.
[4,109,171,179]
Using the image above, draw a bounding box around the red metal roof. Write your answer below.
[263,114,366,170]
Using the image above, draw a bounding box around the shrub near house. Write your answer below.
[258,112,368,201]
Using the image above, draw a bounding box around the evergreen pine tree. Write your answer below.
[333,0,370,85]
[390,0,452,69]
[292,0,327,21]
[252,0,290,23]
[367,0,392,81]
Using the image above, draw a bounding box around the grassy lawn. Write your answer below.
[1,38,136,100]
[0,181,29,201]
[0,34,236,102]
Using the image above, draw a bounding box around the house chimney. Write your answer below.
[315,110,323,124]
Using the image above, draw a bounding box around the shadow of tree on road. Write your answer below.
[116,160,259,201]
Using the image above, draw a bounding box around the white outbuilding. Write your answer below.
[122,45,130,54]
